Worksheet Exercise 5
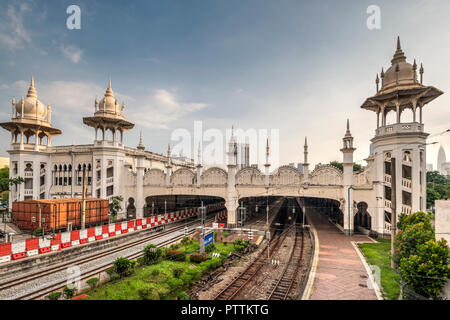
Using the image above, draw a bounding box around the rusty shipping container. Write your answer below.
[12,198,109,231]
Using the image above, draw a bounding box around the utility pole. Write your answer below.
[200,201,206,253]
[164,199,167,220]
[391,157,397,269]
[81,166,86,230]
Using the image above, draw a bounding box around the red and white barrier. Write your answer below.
[0,203,226,264]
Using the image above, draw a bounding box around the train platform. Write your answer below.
[307,208,379,300]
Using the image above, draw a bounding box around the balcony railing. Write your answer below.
[384,174,392,184]
[402,178,412,189]
[402,205,412,215]
[24,171,33,178]
[24,189,33,196]
[40,168,45,175]
[106,177,114,184]
[376,122,424,137]
[384,221,391,232]
[39,185,45,194]
[384,199,392,209]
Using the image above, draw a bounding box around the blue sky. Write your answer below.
[1,0,450,168]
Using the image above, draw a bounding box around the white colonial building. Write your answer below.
[1,38,442,235]
[0,78,194,215]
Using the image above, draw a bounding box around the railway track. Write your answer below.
[267,225,305,300]
[1,215,214,300]
[213,214,291,300]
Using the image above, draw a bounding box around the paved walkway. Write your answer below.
[308,208,378,300]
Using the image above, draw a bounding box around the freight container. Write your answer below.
[12,198,109,232]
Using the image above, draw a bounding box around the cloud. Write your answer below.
[128,89,209,129]
[60,45,83,64]
[0,3,31,50]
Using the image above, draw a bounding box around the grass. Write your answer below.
[84,240,240,300]
[358,239,401,300]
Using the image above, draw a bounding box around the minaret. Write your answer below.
[196,143,202,187]
[341,119,356,234]
[264,138,271,186]
[303,137,309,183]
[165,144,172,186]
[226,126,238,228]
[137,131,145,151]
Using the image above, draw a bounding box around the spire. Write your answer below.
[167,143,171,157]
[197,142,202,165]
[27,75,37,98]
[105,77,114,98]
[391,36,406,65]
[266,138,270,156]
[345,119,352,137]
[303,136,309,165]
[420,63,424,84]
[413,59,417,82]
[376,73,379,92]
[137,131,145,150]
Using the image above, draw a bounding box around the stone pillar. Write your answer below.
[101,158,107,199]
[136,156,145,219]
[226,164,237,227]
[33,160,40,200]
[411,146,421,212]
[393,148,403,218]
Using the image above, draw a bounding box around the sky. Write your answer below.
[1,0,450,169]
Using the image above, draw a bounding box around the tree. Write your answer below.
[426,171,450,208]
[399,239,450,299]
[329,161,363,172]
[0,167,9,193]
[8,176,24,201]
[109,195,123,221]
[63,285,76,299]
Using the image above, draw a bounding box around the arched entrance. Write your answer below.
[354,202,371,230]
[126,197,136,219]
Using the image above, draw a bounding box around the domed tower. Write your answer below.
[83,79,134,148]
[83,79,135,201]
[0,76,61,203]
[0,76,61,150]
[360,37,443,235]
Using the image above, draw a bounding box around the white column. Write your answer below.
[101,157,107,199]
[226,165,237,227]
[343,162,353,232]
[411,146,420,212]
[393,148,403,219]
[136,156,144,219]
[33,160,40,199]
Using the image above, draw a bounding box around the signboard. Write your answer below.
[204,232,214,247]
[211,222,225,229]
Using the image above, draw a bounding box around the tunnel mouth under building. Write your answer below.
[124,195,225,219]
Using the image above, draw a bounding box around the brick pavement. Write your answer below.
[308,208,378,300]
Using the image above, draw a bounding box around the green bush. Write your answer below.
[111,274,121,282]
[223,232,229,238]
[151,269,160,276]
[32,228,42,237]
[214,232,218,241]
[170,243,180,250]
[86,277,99,289]
[136,257,146,266]
[172,267,184,278]
[223,241,227,246]
[143,244,162,265]
[394,222,434,265]
[189,252,208,263]
[181,236,190,246]
[113,257,133,277]
[165,250,186,262]
[399,239,450,299]
[137,284,160,300]
[205,243,216,253]
[105,267,115,279]
[63,285,76,300]
[397,211,433,231]
[178,292,190,300]
[47,292,62,300]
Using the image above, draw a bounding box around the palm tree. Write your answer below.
[8,176,24,202]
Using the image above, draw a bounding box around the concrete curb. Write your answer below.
[351,240,384,300]
[301,214,319,300]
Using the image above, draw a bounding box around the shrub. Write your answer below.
[151,269,160,276]
[32,228,42,237]
[86,277,99,289]
[47,292,62,300]
[190,253,208,263]
[223,241,227,246]
[166,250,186,262]
[111,274,121,282]
[170,243,180,250]
[399,239,450,299]
[167,277,184,296]
[138,285,160,300]
[181,236,190,246]
[214,232,218,241]
[105,267,115,279]
[143,244,162,265]
[113,257,133,277]
[223,232,229,238]
[136,257,146,266]
[178,292,190,300]
[397,211,433,231]
[234,244,245,252]
[394,222,434,265]
[173,267,184,278]
[205,243,216,253]
[63,285,76,300]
